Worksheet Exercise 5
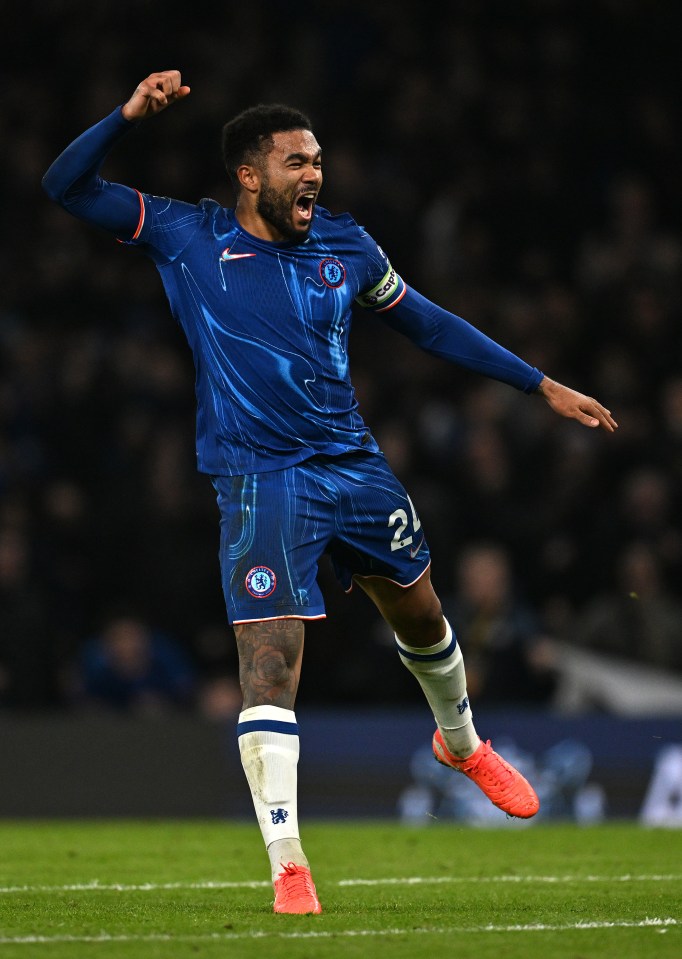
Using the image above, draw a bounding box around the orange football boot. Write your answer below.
[273,862,322,915]
[433,730,540,818]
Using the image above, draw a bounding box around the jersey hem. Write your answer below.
[202,441,379,477]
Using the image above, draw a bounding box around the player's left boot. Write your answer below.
[273,862,322,914]
[433,730,540,818]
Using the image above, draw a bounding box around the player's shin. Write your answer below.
[237,705,308,880]
[396,619,480,758]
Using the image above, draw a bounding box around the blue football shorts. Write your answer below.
[212,450,431,624]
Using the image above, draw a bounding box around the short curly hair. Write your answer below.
[221,104,313,189]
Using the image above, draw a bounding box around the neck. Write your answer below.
[234,198,285,242]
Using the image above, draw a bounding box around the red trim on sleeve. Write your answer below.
[375,283,407,313]
[131,189,145,240]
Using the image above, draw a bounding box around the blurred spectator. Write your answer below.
[0,525,55,708]
[596,467,682,585]
[75,613,197,714]
[198,675,242,720]
[543,540,682,715]
[572,542,682,674]
[442,542,557,706]
[576,174,682,295]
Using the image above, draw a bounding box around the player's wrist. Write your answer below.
[535,374,555,396]
[120,102,144,124]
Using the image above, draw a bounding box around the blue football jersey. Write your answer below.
[43,105,544,481]
[127,197,404,475]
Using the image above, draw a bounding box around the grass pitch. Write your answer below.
[0,820,679,958]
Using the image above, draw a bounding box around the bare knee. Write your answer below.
[355,571,445,647]
[392,592,444,646]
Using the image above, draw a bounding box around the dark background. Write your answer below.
[1,0,681,715]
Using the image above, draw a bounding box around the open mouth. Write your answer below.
[295,192,316,222]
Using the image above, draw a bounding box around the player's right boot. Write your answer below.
[433,730,540,819]
[273,862,322,914]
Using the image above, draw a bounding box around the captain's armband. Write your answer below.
[355,264,406,313]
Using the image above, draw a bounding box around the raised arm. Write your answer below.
[42,70,190,238]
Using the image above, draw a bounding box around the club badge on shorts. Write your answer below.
[245,565,277,598]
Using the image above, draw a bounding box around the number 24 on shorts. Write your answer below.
[388,496,422,551]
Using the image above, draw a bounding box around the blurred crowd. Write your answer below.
[1,0,681,714]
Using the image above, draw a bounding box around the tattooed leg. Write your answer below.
[235,618,305,710]
[234,619,310,880]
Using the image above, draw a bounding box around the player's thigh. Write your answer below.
[328,451,431,589]
[212,468,332,624]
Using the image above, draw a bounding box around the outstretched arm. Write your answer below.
[378,285,544,393]
[376,285,618,433]
[535,375,617,432]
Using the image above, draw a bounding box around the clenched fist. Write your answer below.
[121,70,191,122]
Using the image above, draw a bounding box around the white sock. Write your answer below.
[237,705,308,881]
[396,619,480,758]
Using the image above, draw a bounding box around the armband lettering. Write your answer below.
[356,264,405,311]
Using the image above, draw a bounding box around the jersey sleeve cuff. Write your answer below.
[525,368,545,394]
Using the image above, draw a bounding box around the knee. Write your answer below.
[394,594,445,647]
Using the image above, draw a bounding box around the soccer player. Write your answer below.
[43,70,617,915]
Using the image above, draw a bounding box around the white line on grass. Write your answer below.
[0,879,271,893]
[0,874,679,894]
[338,873,682,886]
[0,917,677,945]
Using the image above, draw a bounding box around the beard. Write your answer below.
[256,175,311,242]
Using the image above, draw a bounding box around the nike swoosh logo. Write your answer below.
[220,248,256,261]
[410,536,425,559]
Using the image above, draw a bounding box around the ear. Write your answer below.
[236,163,261,194]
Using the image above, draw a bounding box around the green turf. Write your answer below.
[0,820,679,958]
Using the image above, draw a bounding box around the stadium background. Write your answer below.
[1,0,680,820]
